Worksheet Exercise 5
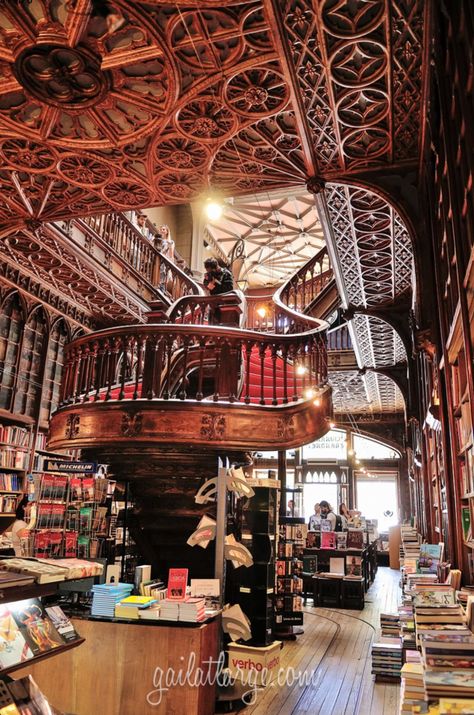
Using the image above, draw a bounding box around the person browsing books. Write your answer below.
[308,503,321,531]
[10,495,35,557]
[319,500,337,530]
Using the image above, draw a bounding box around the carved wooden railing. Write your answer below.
[167,291,246,327]
[275,246,333,314]
[79,213,202,302]
[58,323,327,408]
[245,247,334,333]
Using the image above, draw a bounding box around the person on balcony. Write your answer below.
[156,224,175,292]
[203,257,234,324]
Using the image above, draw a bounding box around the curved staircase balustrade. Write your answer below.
[58,322,327,408]
[274,245,333,316]
[79,213,203,303]
[166,290,246,327]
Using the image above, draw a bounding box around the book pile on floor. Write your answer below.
[399,604,415,649]
[400,662,426,714]
[380,612,400,638]
[91,583,133,617]
[371,640,403,680]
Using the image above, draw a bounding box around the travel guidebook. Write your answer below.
[45,606,80,644]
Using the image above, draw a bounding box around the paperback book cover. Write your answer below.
[39,474,67,500]
[336,532,347,550]
[346,530,364,549]
[320,519,332,532]
[167,568,188,601]
[418,543,442,573]
[0,605,33,668]
[321,531,336,549]
[81,478,95,501]
[11,599,63,655]
[45,606,80,643]
[346,555,362,576]
[69,478,82,502]
[302,555,317,574]
[412,589,455,607]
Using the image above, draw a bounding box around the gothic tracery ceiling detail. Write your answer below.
[0,1,424,226]
[330,369,405,414]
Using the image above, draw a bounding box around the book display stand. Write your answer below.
[275,487,305,640]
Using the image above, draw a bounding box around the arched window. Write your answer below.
[40,319,69,423]
[13,307,48,418]
[0,293,24,411]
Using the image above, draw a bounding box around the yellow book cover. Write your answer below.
[439,699,474,714]
[120,596,155,605]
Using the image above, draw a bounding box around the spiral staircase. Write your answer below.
[48,238,337,576]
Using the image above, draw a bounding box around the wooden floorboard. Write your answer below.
[248,567,401,715]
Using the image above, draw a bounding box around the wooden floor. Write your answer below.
[247,567,401,715]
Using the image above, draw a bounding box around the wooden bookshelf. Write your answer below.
[0,638,85,677]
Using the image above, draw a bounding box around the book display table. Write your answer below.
[304,540,378,592]
[15,616,220,715]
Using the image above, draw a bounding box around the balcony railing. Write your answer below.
[79,213,202,302]
[275,246,333,315]
[59,322,327,408]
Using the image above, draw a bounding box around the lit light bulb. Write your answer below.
[296,365,307,376]
[205,200,223,221]
[356,459,361,465]
[348,449,355,456]
[304,388,315,399]
[256,307,267,318]
[329,422,335,429]
[313,398,321,407]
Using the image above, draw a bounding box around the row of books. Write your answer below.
[35,504,107,531]
[0,473,22,491]
[160,598,206,622]
[0,494,18,513]
[0,449,26,470]
[0,599,81,669]
[306,530,365,550]
[0,557,104,583]
[0,425,29,448]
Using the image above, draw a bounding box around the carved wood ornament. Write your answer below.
[0,1,424,226]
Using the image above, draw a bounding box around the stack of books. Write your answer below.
[399,663,426,714]
[115,595,157,620]
[179,597,206,623]
[420,632,474,670]
[91,583,133,617]
[371,641,403,679]
[399,604,415,649]
[159,600,180,621]
[380,612,400,638]
[424,670,474,700]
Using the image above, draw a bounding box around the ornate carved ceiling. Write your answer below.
[205,187,325,287]
[330,369,405,415]
[0,0,425,227]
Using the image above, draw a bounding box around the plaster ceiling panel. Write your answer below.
[205,188,325,288]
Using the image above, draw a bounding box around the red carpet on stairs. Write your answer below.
[100,348,305,404]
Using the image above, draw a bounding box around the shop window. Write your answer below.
[356,478,399,531]
[0,293,24,411]
[353,434,400,460]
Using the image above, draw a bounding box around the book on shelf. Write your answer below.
[346,530,364,549]
[11,599,63,655]
[38,475,67,501]
[302,555,317,574]
[345,555,362,576]
[329,557,345,575]
[0,558,68,584]
[321,531,336,549]
[336,532,347,550]
[0,604,34,668]
[34,531,62,559]
[44,605,80,643]
[320,518,332,532]
[0,425,30,448]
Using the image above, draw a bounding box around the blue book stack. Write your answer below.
[91,583,134,617]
